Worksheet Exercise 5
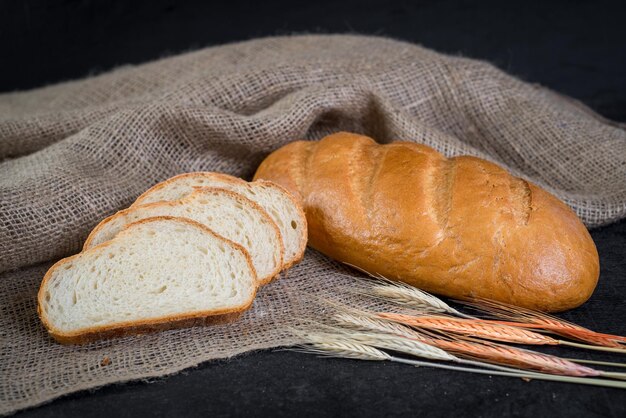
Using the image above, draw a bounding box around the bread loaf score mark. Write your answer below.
[432,158,456,231]
[253,131,600,312]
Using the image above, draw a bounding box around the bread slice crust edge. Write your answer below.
[83,187,284,285]
[252,179,308,269]
[132,172,308,269]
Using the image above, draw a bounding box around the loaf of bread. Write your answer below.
[254,132,600,312]
[39,217,257,344]
[84,188,283,285]
[133,172,307,269]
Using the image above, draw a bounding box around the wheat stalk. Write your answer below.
[377,312,626,354]
[292,337,391,361]
[332,329,457,362]
[565,358,626,369]
[297,321,542,376]
[340,265,473,318]
[341,264,624,349]
[431,337,599,376]
[296,327,542,377]
[379,312,626,376]
[378,313,626,379]
[293,298,626,381]
[328,306,626,380]
[370,284,469,316]
[294,332,626,389]
[299,274,626,382]
[379,313,559,345]
[333,311,426,339]
[460,298,626,347]
[330,309,591,377]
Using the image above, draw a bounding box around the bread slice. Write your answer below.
[84,188,283,285]
[38,217,257,344]
[132,172,307,269]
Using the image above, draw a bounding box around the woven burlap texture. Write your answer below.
[1,35,625,414]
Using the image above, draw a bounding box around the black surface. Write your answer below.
[4,1,626,416]
[3,0,626,120]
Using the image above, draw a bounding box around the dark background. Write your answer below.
[4,0,626,416]
[3,0,626,121]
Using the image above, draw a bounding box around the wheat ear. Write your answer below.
[460,298,625,347]
[294,332,626,389]
[339,310,626,380]
[378,313,559,345]
[378,313,611,377]
[330,309,592,377]
[377,312,626,354]
[317,299,553,377]
[292,337,391,361]
[318,303,615,379]
[340,267,472,318]
[337,329,456,362]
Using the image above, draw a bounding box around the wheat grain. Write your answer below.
[379,313,559,345]
[333,311,425,339]
[344,330,457,362]
[293,338,391,361]
[340,266,473,318]
[460,298,625,347]
[430,337,600,377]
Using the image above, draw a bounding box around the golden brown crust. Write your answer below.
[39,216,258,345]
[132,172,249,207]
[132,171,308,270]
[254,132,600,312]
[44,309,248,345]
[84,188,284,285]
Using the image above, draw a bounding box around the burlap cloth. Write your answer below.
[1,35,625,414]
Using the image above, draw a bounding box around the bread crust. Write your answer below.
[39,216,257,345]
[253,132,600,312]
[132,171,308,269]
[84,187,284,285]
[252,179,308,269]
[132,172,250,207]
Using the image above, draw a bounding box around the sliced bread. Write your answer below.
[84,188,283,285]
[132,172,307,268]
[38,217,257,344]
